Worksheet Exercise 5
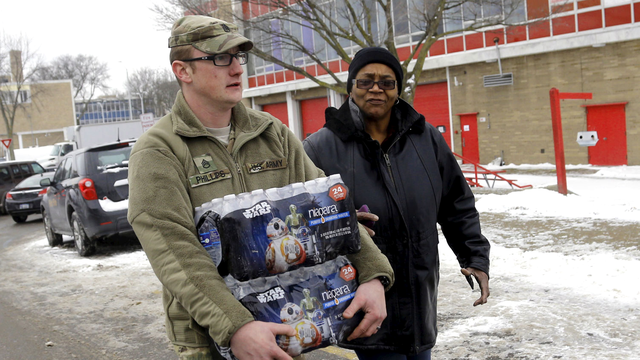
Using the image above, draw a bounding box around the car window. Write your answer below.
[20,163,31,175]
[61,143,74,156]
[62,156,74,180]
[0,167,10,182]
[49,144,61,156]
[68,156,79,178]
[53,159,68,182]
[30,162,45,174]
[15,173,54,188]
[95,146,132,172]
[10,165,21,177]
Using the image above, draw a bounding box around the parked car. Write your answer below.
[1,160,46,215]
[40,140,136,256]
[4,172,55,223]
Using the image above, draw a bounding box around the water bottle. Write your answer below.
[196,210,222,267]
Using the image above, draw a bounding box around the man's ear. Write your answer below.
[172,61,193,84]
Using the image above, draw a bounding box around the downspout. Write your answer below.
[494,37,503,75]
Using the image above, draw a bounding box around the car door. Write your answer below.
[47,158,72,233]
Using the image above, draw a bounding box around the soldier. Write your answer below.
[127,16,394,360]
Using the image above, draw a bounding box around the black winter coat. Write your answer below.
[303,99,490,355]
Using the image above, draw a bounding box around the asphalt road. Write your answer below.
[0,213,352,360]
[0,214,124,359]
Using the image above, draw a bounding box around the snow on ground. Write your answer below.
[434,164,640,359]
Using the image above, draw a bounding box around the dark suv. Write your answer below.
[1,160,46,215]
[40,140,136,256]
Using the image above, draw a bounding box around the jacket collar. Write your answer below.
[325,97,425,142]
[170,91,267,138]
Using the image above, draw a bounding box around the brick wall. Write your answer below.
[10,80,75,147]
[446,39,639,165]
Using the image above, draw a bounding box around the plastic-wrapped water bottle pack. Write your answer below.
[195,175,362,357]
[194,174,361,281]
[224,256,363,357]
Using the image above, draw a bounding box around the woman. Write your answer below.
[303,47,491,360]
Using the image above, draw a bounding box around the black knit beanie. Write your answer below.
[347,47,404,95]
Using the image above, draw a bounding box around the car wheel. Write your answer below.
[72,212,96,256]
[11,214,28,223]
[43,208,63,247]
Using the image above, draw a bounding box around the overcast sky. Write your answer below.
[1,0,171,93]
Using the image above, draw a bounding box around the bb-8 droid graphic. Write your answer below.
[277,303,322,356]
[265,218,306,274]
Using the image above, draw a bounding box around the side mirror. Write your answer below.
[40,178,52,187]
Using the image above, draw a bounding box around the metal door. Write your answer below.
[459,113,480,164]
[585,103,627,165]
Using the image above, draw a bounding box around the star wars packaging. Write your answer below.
[224,256,362,357]
[194,174,361,281]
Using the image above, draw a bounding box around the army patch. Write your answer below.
[246,158,288,173]
[193,154,218,173]
[189,169,232,187]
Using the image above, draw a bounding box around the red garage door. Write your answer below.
[413,82,451,148]
[262,102,289,127]
[300,97,328,139]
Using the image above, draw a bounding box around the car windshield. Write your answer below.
[95,145,133,171]
[15,173,54,188]
[49,144,61,156]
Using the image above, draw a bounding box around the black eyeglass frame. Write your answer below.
[352,78,397,90]
[180,51,248,66]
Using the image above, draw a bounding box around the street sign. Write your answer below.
[1,138,11,149]
[140,113,156,133]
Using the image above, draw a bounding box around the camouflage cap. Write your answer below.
[168,15,253,54]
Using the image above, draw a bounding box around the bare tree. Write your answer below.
[127,67,180,117]
[37,54,110,120]
[0,34,45,160]
[154,0,550,104]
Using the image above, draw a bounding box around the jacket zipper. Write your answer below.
[229,120,272,194]
[382,135,401,190]
[234,161,247,193]
[383,153,396,189]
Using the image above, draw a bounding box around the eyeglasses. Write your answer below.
[353,79,397,90]
[181,52,248,66]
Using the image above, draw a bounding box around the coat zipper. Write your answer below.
[382,135,401,190]
[229,120,272,194]
[383,152,396,189]
[234,161,247,193]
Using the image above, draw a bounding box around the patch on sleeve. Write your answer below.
[189,169,232,187]
[193,153,218,173]
[245,158,288,174]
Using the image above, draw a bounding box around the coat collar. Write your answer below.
[324,97,426,142]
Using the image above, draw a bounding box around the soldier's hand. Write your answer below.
[230,321,295,360]
[461,267,490,306]
[343,277,387,340]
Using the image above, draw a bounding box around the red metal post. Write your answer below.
[548,89,593,195]
[549,88,568,195]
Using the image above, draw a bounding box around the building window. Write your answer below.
[0,89,31,104]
